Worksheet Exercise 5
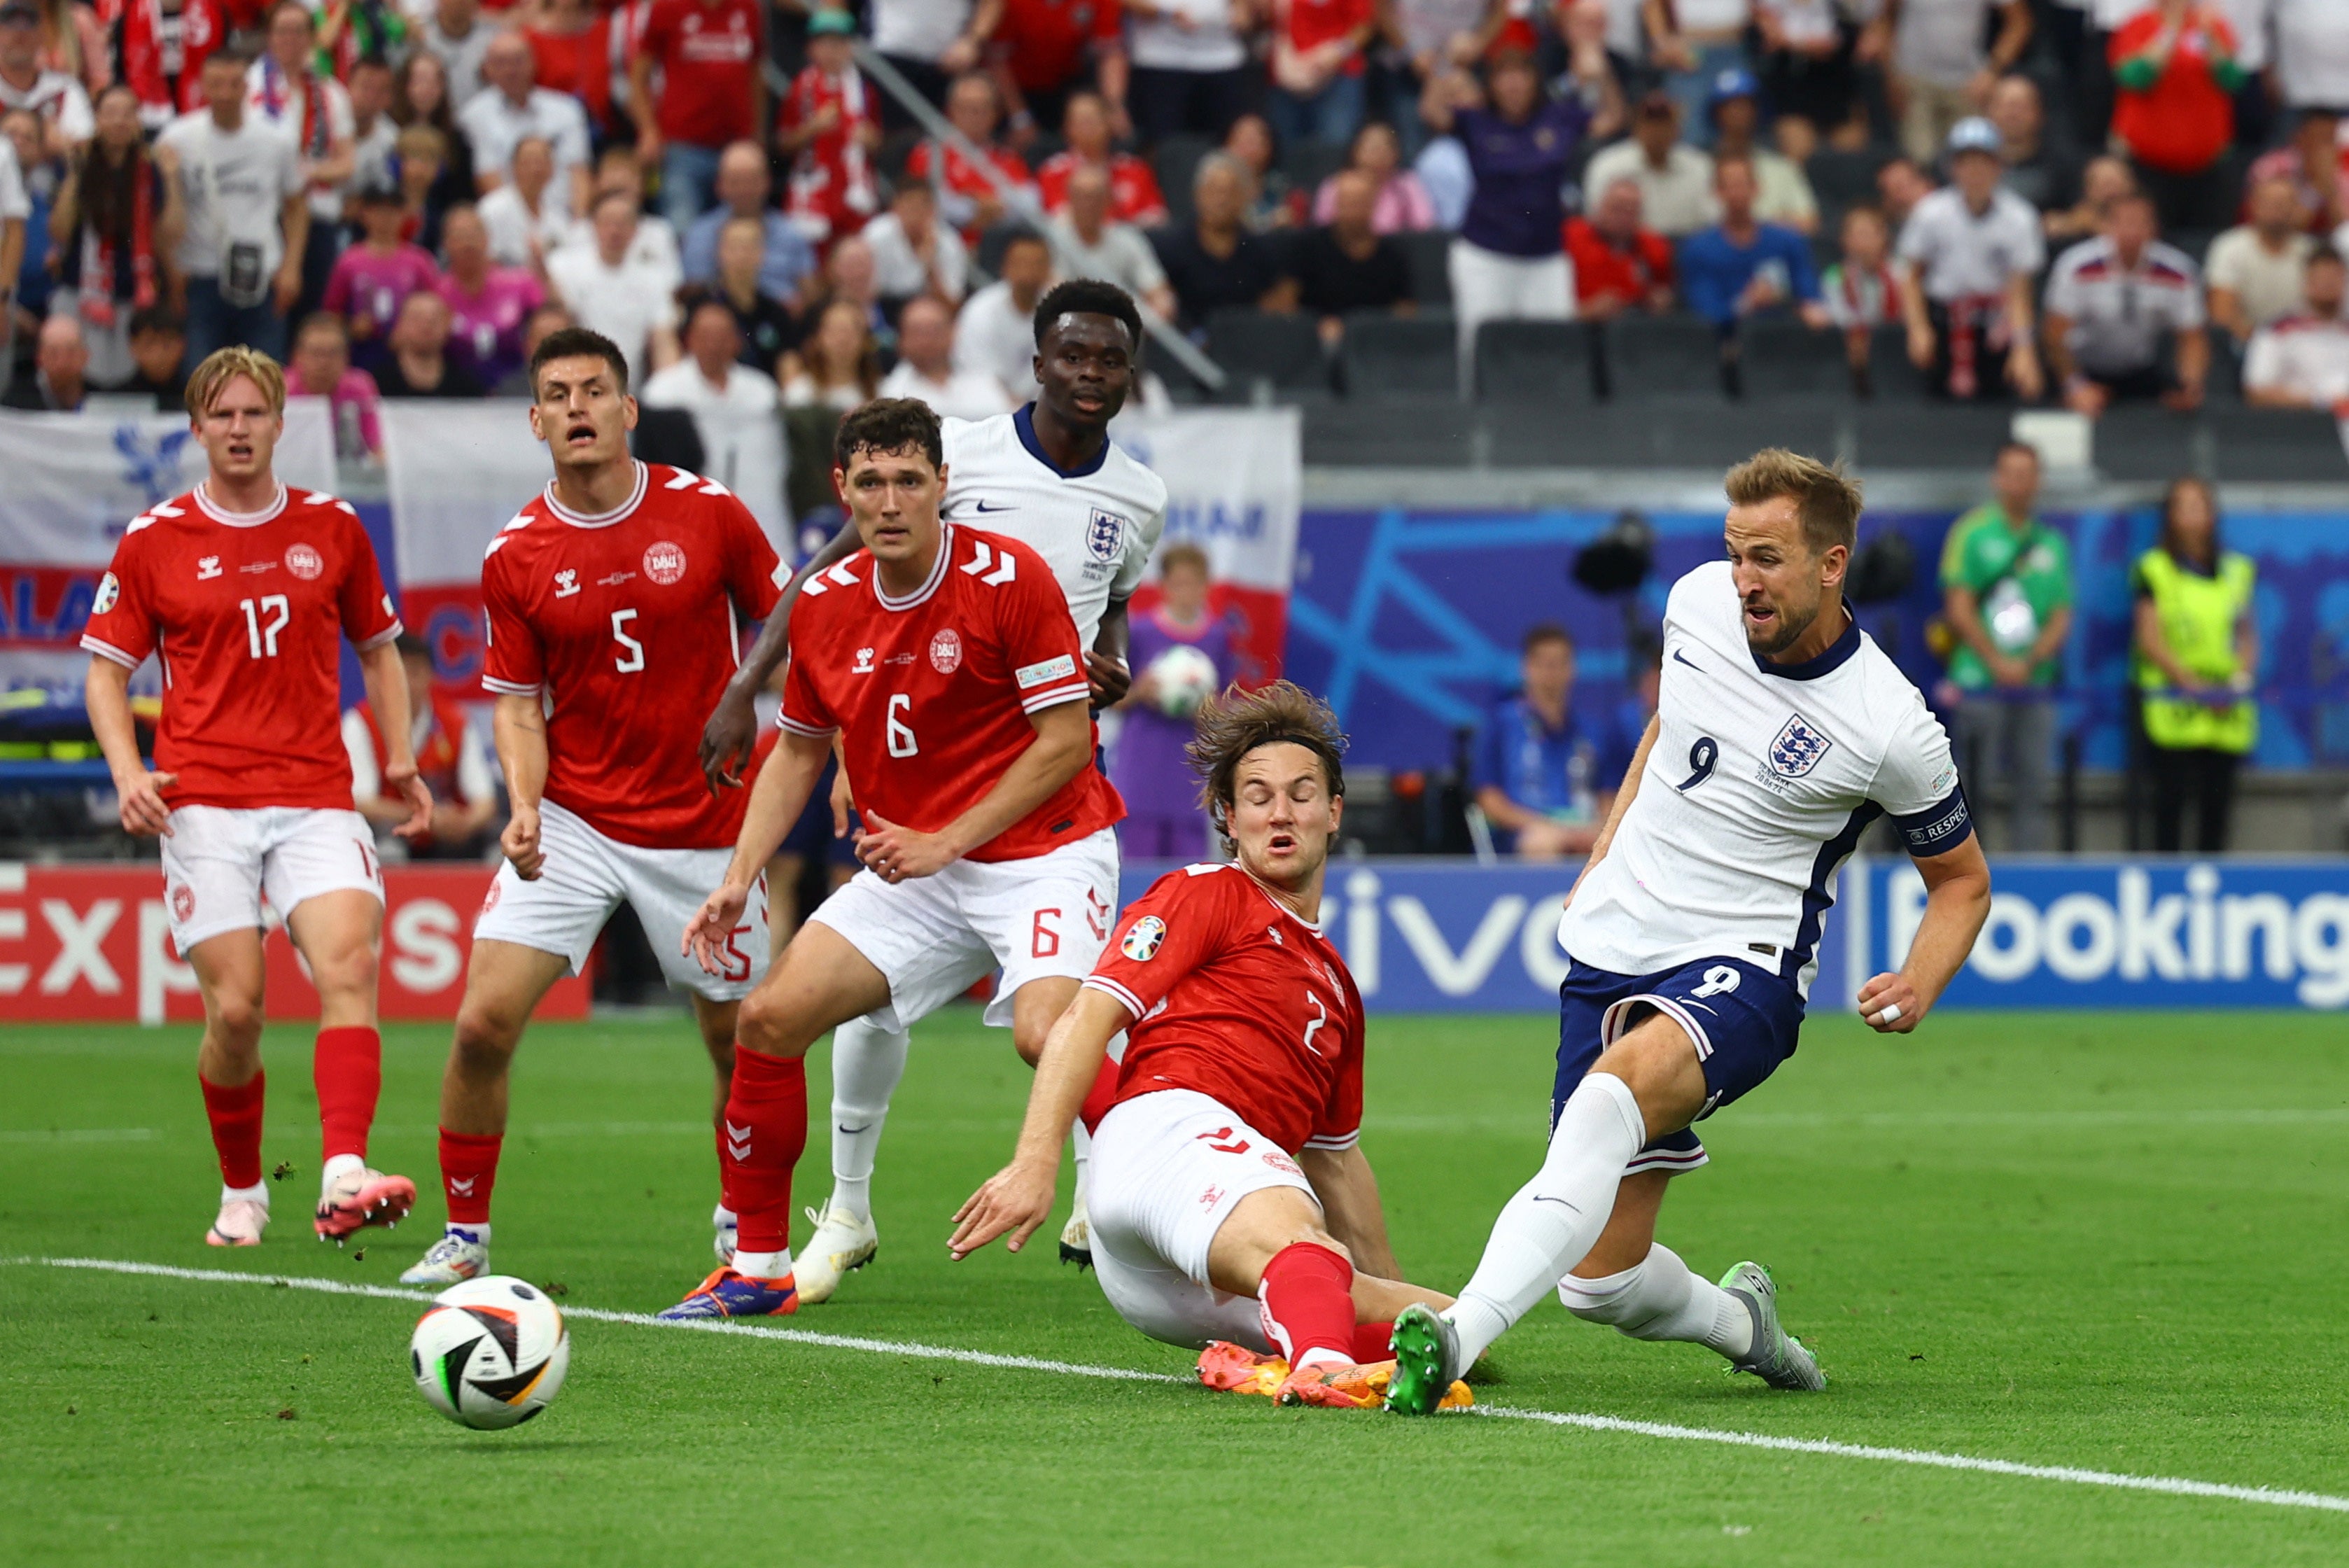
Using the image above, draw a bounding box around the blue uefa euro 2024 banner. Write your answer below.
[1122,857,2349,1014]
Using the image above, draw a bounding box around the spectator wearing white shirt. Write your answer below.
[1582,90,1717,238]
[1706,66,1818,233]
[878,293,1016,420]
[0,0,91,159]
[2273,0,2349,118]
[869,0,997,128]
[643,296,792,537]
[560,144,682,282]
[2243,247,2349,412]
[2042,190,2208,416]
[1051,164,1177,320]
[954,227,1050,402]
[0,128,24,358]
[416,0,495,114]
[477,136,571,270]
[2206,175,2320,344]
[1126,0,1256,146]
[461,31,591,217]
[159,50,309,363]
[864,180,969,307]
[1872,0,2034,166]
[545,188,681,380]
[246,1,354,318]
[1895,118,2045,399]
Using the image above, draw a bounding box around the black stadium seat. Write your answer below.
[1863,322,1932,401]
[631,407,704,472]
[1473,319,1597,404]
[2208,407,2349,481]
[1805,146,1890,210]
[1602,314,1730,399]
[2096,406,2204,480]
[1203,307,1328,394]
[1737,317,1856,398]
[1391,229,1454,304]
[1340,312,1459,399]
[1279,139,1349,198]
[1151,134,1214,227]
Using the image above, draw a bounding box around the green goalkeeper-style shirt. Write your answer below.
[1938,505,2074,690]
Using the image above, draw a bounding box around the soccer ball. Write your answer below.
[409,1275,570,1429]
[1148,643,1219,720]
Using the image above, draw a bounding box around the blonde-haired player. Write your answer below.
[83,346,432,1248]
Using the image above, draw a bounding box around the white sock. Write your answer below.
[1558,1242,1752,1359]
[447,1222,489,1245]
[1070,1122,1091,1213]
[321,1152,365,1187]
[221,1180,268,1207]
[1442,1072,1646,1368]
[1293,1345,1352,1373]
[827,1016,909,1219]
[731,1248,792,1280]
[713,1204,736,1231]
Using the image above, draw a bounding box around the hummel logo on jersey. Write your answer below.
[973,499,1014,512]
[960,538,1018,584]
[1769,714,1834,777]
[554,568,580,598]
[196,555,222,580]
[725,1121,753,1161]
[449,1177,476,1196]
[1266,926,1284,946]
[853,647,876,673]
[1671,647,1702,671]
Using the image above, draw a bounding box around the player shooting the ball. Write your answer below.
[950,682,1468,1410]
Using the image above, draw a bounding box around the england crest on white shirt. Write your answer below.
[1086,507,1128,562]
[1769,714,1833,777]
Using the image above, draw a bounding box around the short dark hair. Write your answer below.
[295,310,349,346]
[833,396,944,472]
[528,325,631,396]
[1521,622,1573,657]
[2311,246,2348,270]
[1187,680,1347,850]
[128,305,185,340]
[1000,229,1051,264]
[1032,278,1143,351]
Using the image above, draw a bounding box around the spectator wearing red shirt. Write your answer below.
[1036,90,1168,225]
[989,0,1128,148]
[1267,0,1374,148]
[524,0,615,132]
[2108,0,2243,234]
[778,10,883,247]
[629,0,767,234]
[904,71,1035,244]
[1564,176,1674,318]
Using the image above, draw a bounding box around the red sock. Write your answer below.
[312,1026,381,1163]
[1258,1242,1358,1369]
[199,1070,267,1189]
[1077,1054,1121,1135]
[438,1128,502,1226]
[723,1047,807,1255]
[1352,1322,1394,1364]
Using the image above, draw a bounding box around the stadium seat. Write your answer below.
[631,407,705,472]
[1151,134,1214,227]
[1863,323,1932,400]
[1391,230,1454,304]
[1280,139,1349,199]
[1473,319,1597,404]
[2208,407,2349,481]
[1737,318,1858,398]
[1601,315,1730,400]
[1485,398,1845,468]
[1851,403,2013,469]
[1338,312,1459,399]
[2095,405,2205,480]
[1302,398,1475,464]
[1205,307,1329,396]
[1805,146,1890,210]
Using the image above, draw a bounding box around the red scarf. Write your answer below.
[77,153,157,328]
[118,0,222,123]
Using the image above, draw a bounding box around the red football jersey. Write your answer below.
[778,62,880,235]
[80,484,401,811]
[1035,150,1169,227]
[905,139,1033,243]
[997,0,1122,92]
[481,462,783,849]
[640,0,764,148]
[1086,863,1365,1156]
[778,524,1121,863]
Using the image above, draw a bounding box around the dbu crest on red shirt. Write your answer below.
[644,540,687,584]
[286,543,323,580]
[929,629,962,673]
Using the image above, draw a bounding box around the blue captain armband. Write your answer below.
[1892,786,1974,857]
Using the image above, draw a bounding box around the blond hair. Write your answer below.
[184,346,288,421]
[1724,447,1863,557]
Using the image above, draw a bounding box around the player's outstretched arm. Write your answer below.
[687,728,833,973]
[491,693,552,880]
[699,517,860,793]
[856,699,1095,881]
[1858,832,1991,1033]
[357,638,434,843]
[85,656,175,838]
[1298,1144,1404,1282]
[950,986,1133,1259]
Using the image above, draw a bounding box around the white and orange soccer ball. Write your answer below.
[1148,643,1219,720]
[409,1275,570,1429]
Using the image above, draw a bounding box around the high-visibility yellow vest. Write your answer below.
[2134,547,2256,755]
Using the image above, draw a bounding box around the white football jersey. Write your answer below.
[1560,562,1972,997]
[941,407,1169,648]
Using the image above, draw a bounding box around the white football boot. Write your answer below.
[714,1203,738,1265]
[1058,1186,1093,1270]
[398,1228,489,1285]
[792,1206,878,1303]
[205,1196,269,1247]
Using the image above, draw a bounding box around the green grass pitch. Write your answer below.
[6,1008,2349,1566]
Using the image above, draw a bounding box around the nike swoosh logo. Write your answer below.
[973,500,1014,512]
[836,1124,871,1135]
[1671,648,1704,671]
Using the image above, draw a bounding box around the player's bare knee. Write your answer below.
[734,987,815,1058]
[209,993,265,1049]
[1010,1018,1050,1067]
[451,1006,523,1074]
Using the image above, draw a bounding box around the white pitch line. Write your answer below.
[13,1254,2349,1516]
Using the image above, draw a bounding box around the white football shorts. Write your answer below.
[472,799,771,1002]
[808,826,1118,1031]
[1086,1088,1319,1353]
[161,804,384,953]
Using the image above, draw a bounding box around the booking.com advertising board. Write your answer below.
[1122,857,2349,1015]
